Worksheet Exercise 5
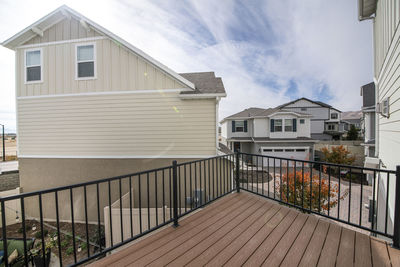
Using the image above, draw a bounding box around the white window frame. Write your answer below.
[284,119,293,132]
[235,120,245,132]
[274,119,282,132]
[24,48,43,84]
[75,42,97,80]
[331,113,338,119]
[299,119,305,124]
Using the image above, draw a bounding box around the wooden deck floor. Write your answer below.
[92,191,400,267]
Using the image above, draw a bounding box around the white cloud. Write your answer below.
[0,0,373,132]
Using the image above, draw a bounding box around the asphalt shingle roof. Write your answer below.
[179,72,226,94]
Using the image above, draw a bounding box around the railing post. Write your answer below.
[393,166,400,248]
[236,152,240,193]
[172,160,179,227]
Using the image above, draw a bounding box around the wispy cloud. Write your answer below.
[0,0,372,132]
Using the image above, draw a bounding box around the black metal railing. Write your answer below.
[0,154,235,266]
[0,151,399,266]
[237,152,400,247]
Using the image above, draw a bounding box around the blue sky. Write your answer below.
[0,0,373,132]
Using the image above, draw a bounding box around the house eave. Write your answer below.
[358,0,377,21]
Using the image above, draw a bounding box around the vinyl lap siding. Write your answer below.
[17,92,216,157]
[374,0,400,232]
[16,38,186,97]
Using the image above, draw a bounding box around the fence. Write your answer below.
[0,151,399,266]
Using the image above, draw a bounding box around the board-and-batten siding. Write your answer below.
[16,38,186,97]
[17,92,216,157]
[24,17,102,45]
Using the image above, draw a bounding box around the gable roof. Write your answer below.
[222,107,310,122]
[1,5,195,90]
[179,72,226,95]
[277,97,341,112]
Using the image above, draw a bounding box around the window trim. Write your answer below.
[24,48,43,84]
[331,113,338,119]
[75,42,97,80]
[274,119,283,132]
[284,119,293,132]
[300,119,305,124]
[234,120,245,132]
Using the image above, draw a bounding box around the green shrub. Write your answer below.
[66,247,74,255]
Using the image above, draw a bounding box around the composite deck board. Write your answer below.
[169,201,277,266]
[279,215,318,267]
[336,227,355,267]
[317,223,341,267]
[354,232,372,267]
[124,195,257,266]
[191,204,280,266]
[91,191,399,267]
[298,219,330,267]
[146,199,266,266]
[261,212,308,267]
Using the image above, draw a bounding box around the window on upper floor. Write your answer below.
[331,113,338,119]
[232,120,247,132]
[76,44,96,79]
[25,49,42,83]
[301,108,307,111]
[284,119,293,132]
[300,119,305,124]
[274,119,282,132]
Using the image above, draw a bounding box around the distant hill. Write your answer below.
[342,111,362,120]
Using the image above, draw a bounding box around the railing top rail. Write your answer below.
[0,164,173,202]
[175,153,235,167]
[238,152,396,174]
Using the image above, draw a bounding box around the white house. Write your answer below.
[1,6,226,220]
[220,107,316,166]
[358,0,400,234]
[278,97,344,140]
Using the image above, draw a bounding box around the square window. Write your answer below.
[331,113,338,119]
[76,44,95,78]
[25,49,42,82]
[284,119,293,132]
[235,120,244,132]
[274,119,282,132]
[300,119,305,124]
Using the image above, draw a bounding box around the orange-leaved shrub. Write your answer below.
[321,145,355,166]
[275,170,347,212]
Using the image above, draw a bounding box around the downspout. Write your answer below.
[216,97,220,154]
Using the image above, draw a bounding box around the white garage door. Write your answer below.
[261,147,309,167]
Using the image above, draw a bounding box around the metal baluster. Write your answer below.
[302,162,304,209]
[220,157,222,196]
[212,159,215,199]
[371,170,376,230]
[200,162,203,204]
[190,164,193,207]
[162,171,165,223]
[286,160,289,204]
[280,159,282,200]
[309,165,313,211]
[20,197,28,266]
[84,186,90,257]
[70,189,77,263]
[172,161,179,227]
[108,181,113,247]
[178,166,181,214]
[328,166,331,217]
[184,165,187,212]
[273,158,276,199]
[319,165,322,213]
[54,192,63,265]
[267,156,270,197]
[359,170,364,226]
[138,175,142,234]
[262,156,264,195]
[147,173,150,230]
[169,169,172,220]
[155,172,158,226]
[194,162,198,207]
[338,167,341,220]
[96,183,102,252]
[385,172,389,234]
[247,156,249,190]
[1,200,8,267]
[119,178,123,241]
[293,160,296,206]
[348,168,352,223]
[208,159,211,199]
[129,176,133,237]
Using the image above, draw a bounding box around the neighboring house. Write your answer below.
[220,107,316,166]
[1,6,225,218]
[341,110,363,139]
[358,0,399,235]
[277,97,343,140]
